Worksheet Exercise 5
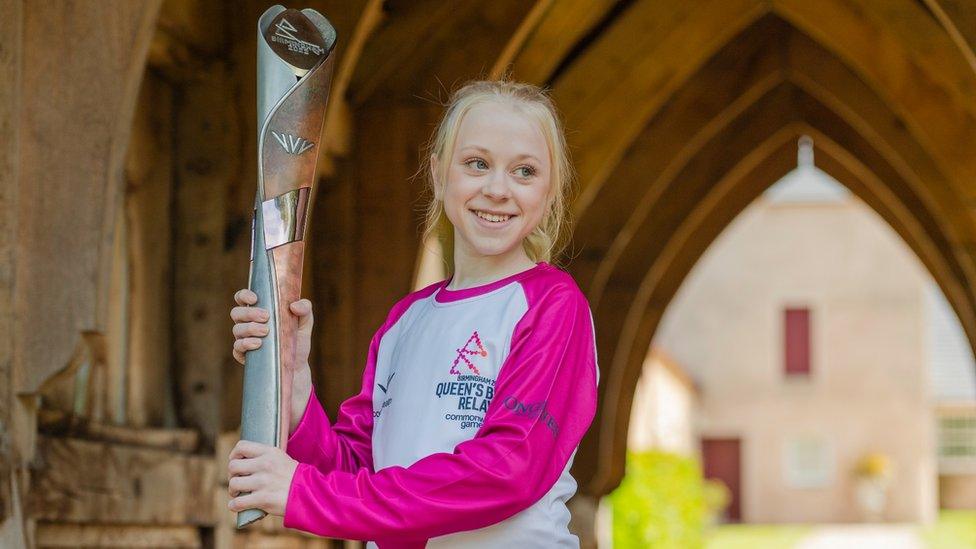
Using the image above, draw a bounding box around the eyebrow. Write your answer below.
[460,145,540,163]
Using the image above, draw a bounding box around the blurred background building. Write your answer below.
[627,139,976,528]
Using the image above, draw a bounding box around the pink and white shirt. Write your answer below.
[283,261,599,547]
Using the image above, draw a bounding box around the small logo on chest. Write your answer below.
[374,371,395,418]
[434,330,497,429]
[450,331,488,376]
[377,371,395,394]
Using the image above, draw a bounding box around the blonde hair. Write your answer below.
[419,79,576,275]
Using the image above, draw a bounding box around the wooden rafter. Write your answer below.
[923,0,976,75]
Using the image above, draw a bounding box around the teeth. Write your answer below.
[475,210,512,223]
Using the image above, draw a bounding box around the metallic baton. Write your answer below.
[238,5,337,528]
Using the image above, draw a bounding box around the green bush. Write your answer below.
[608,450,708,549]
[921,509,976,549]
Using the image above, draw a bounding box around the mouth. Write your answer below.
[470,209,516,227]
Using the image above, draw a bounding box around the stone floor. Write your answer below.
[795,524,924,549]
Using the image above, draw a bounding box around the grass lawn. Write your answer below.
[702,511,976,549]
[704,523,813,549]
[921,510,976,549]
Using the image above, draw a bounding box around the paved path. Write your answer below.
[795,524,923,549]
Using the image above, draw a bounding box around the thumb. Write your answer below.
[290,299,314,335]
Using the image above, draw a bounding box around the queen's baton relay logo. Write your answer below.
[436,330,496,430]
[272,17,326,56]
[450,331,487,375]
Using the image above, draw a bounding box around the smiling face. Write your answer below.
[432,100,553,266]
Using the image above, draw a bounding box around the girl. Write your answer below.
[228,80,599,548]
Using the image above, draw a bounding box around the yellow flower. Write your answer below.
[854,452,891,478]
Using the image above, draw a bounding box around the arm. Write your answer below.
[282,286,599,541]
[284,285,439,474]
[284,328,382,475]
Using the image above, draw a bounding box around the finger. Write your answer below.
[291,300,314,336]
[232,348,245,365]
[229,440,266,460]
[233,338,263,355]
[228,457,257,477]
[232,322,270,339]
[228,491,264,513]
[289,299,311,316]
[230,305,270,323]
[233,289,258,306]
[229,473,262,495]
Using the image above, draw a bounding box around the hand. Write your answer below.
[231,289,315,436]
[230,289,314,370]
[227,439,300,517]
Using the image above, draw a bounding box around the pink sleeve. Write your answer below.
[284,285,440,475]
[282,284,599,543]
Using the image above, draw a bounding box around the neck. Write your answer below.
[447,242,538,290]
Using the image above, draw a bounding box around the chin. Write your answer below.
[459,235,523,259]
[469,242,520,258]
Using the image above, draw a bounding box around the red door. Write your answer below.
[701,438,742,522]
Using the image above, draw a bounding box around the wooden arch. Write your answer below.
[564,18,976,494]
[521,0,976,214]
[583,96,969,494]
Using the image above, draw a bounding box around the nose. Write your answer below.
[481,170,511,200]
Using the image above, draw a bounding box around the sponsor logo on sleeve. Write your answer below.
[502,395,560,438]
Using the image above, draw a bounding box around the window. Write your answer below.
[783,435,834,488]
[938,408,976,473]
[784,307,811,376]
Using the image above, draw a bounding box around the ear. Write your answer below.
[430,153,443,200]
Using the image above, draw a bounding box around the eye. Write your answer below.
[515,166,536,179]
[464,158,489,171]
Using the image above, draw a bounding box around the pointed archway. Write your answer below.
[559,13,976,494]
